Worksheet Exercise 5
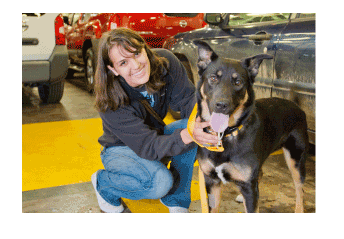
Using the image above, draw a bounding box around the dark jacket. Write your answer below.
[98,48,196,160]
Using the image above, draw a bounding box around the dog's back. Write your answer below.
[254,97,309,160]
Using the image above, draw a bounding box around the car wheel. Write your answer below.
[38,81,64,104]
[85,48,95,93]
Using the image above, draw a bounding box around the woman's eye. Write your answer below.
[120,60,127,66]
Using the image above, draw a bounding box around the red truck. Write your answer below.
[63,13,206,92]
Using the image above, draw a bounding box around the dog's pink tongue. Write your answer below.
[210,112,229,133]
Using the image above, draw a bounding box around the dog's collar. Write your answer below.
[187,104,244,152]
[224,125,244,138]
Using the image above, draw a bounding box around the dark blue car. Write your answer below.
[163,13,315,144]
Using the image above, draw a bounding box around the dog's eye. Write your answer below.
[209,75,218,83]
[232,73,242,86]
[234,79,241,86]
[234,79,242,86]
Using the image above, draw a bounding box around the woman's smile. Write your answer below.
[132,67,145,77]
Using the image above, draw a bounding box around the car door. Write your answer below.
[272,13,316,144]
[202,13,290,99]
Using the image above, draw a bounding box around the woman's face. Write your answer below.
[107,44,150,88]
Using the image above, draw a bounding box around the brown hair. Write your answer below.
[94,28,169,112]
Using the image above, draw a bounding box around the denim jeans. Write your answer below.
[96,119,197,209]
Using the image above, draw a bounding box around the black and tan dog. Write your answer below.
[192,40,309,213]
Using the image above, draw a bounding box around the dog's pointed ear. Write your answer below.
[193,40,218,71]
[241,54,273,80]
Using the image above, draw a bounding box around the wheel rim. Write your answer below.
[86,58,94,85]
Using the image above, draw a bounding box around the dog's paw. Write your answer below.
[235,194,244,203]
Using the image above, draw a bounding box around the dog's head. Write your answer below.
[194,40,273,125]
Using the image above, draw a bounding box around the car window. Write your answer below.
[261,16,274,22]
[248,17,262,23]
[299,13,315,19]
[228,13,289,26]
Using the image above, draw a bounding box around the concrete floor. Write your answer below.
[22,154,315,213]
[22,75,316,213]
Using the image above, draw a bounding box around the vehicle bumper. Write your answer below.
[22,45,68,84]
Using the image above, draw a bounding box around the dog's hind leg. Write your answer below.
[282,130,308,213]
[282,146,306,213]
[204,174,222,213]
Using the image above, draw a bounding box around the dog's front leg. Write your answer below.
[204,174,222,213]
[236,180,259,213]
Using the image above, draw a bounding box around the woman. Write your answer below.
[92,28,218,213]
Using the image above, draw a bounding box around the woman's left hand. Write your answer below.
[191,116,219,146]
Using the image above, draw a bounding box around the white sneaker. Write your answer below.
[91,170,124,213]
[160,199,189,213]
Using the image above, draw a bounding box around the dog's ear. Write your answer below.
[193,40,218,71]
[241,54,273,81]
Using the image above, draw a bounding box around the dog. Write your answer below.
[192,40,309,213]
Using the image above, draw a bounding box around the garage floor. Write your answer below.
[22,75,315,213]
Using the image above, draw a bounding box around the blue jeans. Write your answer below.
[96,119,197,209]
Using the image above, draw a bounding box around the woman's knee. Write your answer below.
[149,167,173,199]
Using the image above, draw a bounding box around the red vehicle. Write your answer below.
[63,13,206,91]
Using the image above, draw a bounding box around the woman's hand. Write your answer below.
[192,116,219,146]
[180,116,219,146]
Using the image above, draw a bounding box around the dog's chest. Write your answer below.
[199,157,252,184]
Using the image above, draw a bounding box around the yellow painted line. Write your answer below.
[22,118,105,191]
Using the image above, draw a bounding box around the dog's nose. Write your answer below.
[215,102,228,111]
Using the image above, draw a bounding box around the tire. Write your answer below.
[85,48,95,93]
[38,81,64,103]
